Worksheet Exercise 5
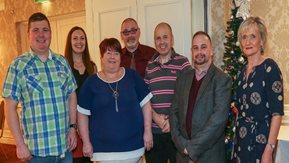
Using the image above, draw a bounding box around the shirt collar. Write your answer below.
[195,66,209,80]
[29,48,53,61]
[152,48,176,65]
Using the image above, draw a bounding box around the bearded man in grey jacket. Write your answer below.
[170,31,232,163]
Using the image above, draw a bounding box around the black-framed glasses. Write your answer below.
[121,28,138,36]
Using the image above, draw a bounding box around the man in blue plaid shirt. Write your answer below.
[2,12,77,163]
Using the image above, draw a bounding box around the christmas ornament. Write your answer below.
[232,106,239,115]
[234,0,250,19]
[238,56,245,64]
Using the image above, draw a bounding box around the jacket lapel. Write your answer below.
[182,70,195,118]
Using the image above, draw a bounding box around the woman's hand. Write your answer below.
[83,141,93,158]
[261,144,274,163]
[144,127,153,151]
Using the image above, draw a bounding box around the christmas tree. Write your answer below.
[222,4,247,162]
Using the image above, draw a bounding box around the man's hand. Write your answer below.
[153,112,170,133]
[184,148,188,155]
[66,128,77,151]
[16,143,32,161]
[161,118,170,133]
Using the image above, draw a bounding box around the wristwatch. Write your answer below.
[69,124,77,129]
[267,143,276,151]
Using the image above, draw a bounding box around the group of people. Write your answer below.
[1,11,283,163]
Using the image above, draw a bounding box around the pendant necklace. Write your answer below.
[107,82,119,112]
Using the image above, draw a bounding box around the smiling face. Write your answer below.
[120,19,140,51]
[154,24,174,57]
[191,34,212,67]
[239,24,263,57]
[71,29,86,55]
[28,20,51,56]
[102,48,121,73]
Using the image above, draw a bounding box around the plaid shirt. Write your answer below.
[2,50,77,156]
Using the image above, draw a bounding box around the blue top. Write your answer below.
[233,58,284,162]
[77,68,152,154]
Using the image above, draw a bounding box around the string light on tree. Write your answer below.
[222,0,251,161]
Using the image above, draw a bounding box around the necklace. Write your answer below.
[107,82,119,112]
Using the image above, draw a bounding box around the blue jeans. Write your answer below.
[27,151,72,163]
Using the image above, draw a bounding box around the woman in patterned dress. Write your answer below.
[232,17,284,163]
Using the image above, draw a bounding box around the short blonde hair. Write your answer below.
[238,17,267,53]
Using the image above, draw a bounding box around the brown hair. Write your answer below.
[192,31,212,45]
[28,12,51,32]
[99,38,122,57]
[64,26,95,75]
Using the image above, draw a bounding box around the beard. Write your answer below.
[126,36,138,48]
[194,53,208,65]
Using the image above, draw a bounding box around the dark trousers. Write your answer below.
[145,133,177,163]
[73,157,92,163]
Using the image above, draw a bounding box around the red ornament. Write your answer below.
[232,107,238,116]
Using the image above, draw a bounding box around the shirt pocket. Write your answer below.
[25,74,44,93]
[56,71,69,92]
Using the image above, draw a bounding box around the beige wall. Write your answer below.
[0,0,84,97]
[251,1,289,104]
[211,0,289,104]
[0,0,288,103]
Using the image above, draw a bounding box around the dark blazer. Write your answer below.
[170,64,232,163]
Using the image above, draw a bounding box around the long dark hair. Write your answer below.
[64,26,95,75]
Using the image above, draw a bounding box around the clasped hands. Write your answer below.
[154,113,170,133]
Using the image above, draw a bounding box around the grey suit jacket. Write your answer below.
[170,64,232,163]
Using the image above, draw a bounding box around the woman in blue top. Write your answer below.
[232,17,284,163]
[77,38,153,163]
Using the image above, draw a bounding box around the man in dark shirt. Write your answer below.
[170,31,232,163]
[120,18,156,77]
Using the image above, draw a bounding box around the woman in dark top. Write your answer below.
[65,26,97,163]
[232,17,284,163]
[77,38,153,163]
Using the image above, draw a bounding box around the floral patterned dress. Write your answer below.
[232,58,284,163]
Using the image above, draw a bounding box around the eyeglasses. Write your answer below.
[121,28,138,36]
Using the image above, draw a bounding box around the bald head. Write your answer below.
[154,22,173,39]
[154,22,174,57]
